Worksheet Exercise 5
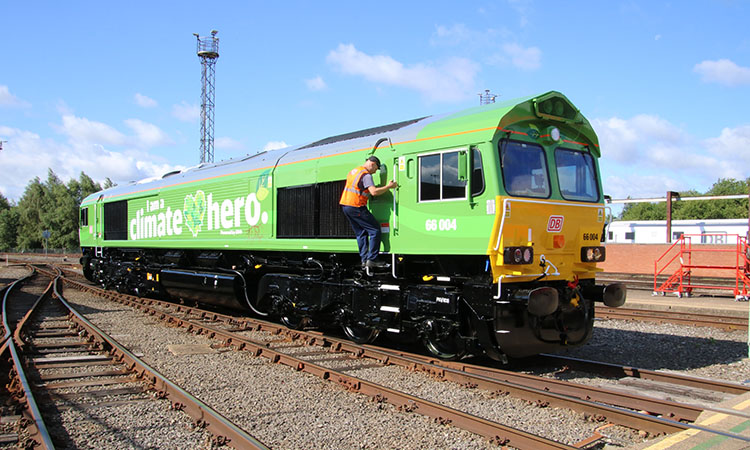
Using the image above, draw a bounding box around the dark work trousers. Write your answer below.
[341,205,381,262]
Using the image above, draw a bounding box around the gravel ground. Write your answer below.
[0,265,33,286]
[6,266,747,449]
[60,288,498,450]
[3,273,220,449]
[553,317,750,384]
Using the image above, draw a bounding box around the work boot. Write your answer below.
[365,259,388,269]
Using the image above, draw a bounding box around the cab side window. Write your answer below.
[419,151,467,202]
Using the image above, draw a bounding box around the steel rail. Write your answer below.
[42,274,270,450]
[62,278,692,437]
[1,267,55,449]
[56,272,750,438]
[536,354,750,395]
[94,292,708,426]
[1,265,34,343]
[59,279,579,449]
[353,345,707,422]
[595,306,747,331]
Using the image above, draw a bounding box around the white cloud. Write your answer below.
[0,125,181,201]
[594,114,748,198]
[215,136,244,150]
[704,124,750,162]
[431,24,510,49]
[305,76,327,91]
[694,59,750,86]
[172,101,200,122]
[53,114,126,146]
[326,43,479,102]
[592,114,685,163]
[263,141,288,151]
[134,93,158,108]
[0,85,30,108]
[124,119,173,148]
[507,0,533,28]
[500,43,541,70]
[432,24,473,45]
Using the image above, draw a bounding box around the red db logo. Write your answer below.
[547,215,564,232]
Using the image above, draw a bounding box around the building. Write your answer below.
[606,219,749,244]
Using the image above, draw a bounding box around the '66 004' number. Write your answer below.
[425,218,457,231]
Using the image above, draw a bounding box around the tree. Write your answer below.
[620,201,665,220]
[15,177,46,250]
[619,178,749,221]
[0,208,19,250]
[10,170,106,251]
[0,193,10,212]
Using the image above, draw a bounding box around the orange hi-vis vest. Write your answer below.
[339,166,370,207]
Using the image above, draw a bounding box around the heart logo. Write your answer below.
[183,190,206,237]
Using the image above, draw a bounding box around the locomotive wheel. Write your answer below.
[343,324,380,344]
[280,314,309,330]
[424,330,466,361]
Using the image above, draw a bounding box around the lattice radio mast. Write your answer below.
[194,30,219,164]
[478,89,497,105]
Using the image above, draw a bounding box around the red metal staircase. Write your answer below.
[653,234,750,300]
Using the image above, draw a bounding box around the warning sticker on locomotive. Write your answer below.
[546,215,564,232]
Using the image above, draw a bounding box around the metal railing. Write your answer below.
[654,234,750,299]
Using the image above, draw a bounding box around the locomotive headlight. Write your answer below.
[504,246,534,265]
[581,246,606,262]
[549,127,561,141]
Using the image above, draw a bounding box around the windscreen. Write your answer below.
[555,148,599,202]
[499,140,550,198]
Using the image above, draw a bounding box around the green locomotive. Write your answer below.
[79,91,625,361]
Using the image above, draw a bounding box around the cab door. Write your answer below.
[94,195,104,254]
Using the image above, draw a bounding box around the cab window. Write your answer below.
[470,148,485,197]
[555,148,599,202]
[500,140,550,198]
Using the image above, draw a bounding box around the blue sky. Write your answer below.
[1,1,748,204]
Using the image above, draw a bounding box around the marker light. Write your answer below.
[503,246,534,265]
[581,246,606,262]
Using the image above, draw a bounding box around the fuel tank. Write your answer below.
[159,268,248,310]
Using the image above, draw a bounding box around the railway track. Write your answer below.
[3,266,269,449]
[595,306,747,331]
[55,270,581,449]
[47,267,750,448]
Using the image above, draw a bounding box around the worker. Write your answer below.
[339,156,398,269]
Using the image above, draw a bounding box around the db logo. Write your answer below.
[547,215,564,232]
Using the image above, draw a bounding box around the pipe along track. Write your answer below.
[47,268,750,448]
[9,266,268,449]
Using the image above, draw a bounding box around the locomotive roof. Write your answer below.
[82,91,596,204]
